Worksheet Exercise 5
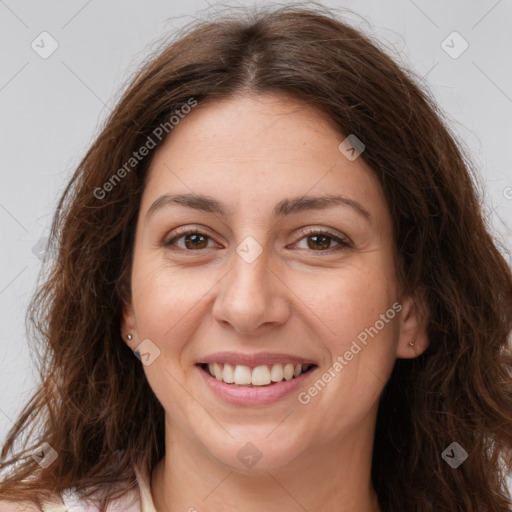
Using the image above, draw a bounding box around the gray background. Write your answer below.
[1,0,511,482]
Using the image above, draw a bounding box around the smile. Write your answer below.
[197,362,318,406]
[200,362,316,386]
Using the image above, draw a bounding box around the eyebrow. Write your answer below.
[146,193,371,220]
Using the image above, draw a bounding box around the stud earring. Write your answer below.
[408,340,415,347]
[127,334,133,341]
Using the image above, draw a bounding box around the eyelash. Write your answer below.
[162,226,352,255]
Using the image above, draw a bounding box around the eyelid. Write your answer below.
[162,225,218,247]
[294,226,351,245]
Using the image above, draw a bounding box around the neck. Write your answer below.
[150,413,381,512]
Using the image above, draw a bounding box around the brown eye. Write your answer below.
[163,227,351,255]
[306,234,332,250]
[163,230,215,250]
[182,233,209,250]
[295,228,351,254]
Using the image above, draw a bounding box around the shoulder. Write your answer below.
[0,495,66,511]
[0,500,42,511]
[0,464,149,512]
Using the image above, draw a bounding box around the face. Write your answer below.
[122,92,428,472]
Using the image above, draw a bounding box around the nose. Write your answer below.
[211,246,291,335]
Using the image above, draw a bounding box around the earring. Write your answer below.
[127,334,133,341]
[408,340,415,347]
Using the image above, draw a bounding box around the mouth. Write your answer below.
[197,362,317,387]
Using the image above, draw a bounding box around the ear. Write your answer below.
[395,288,429,359]
[120,299,138,350]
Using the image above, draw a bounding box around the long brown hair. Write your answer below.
[1,3,511,511]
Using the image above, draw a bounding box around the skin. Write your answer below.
[121,92,429,512]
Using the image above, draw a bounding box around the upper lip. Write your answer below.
[198,352,318,368]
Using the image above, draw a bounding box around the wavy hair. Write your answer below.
[1,3,511,511]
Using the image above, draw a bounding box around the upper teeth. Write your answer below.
[207,363,311,386]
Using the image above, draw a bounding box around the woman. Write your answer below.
[1,4,511,512]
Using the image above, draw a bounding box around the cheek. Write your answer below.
[131,254,207,338]
[297,262,399,391]
[297,274,399,435]
[129,260,200,405]
[297,259,397,342]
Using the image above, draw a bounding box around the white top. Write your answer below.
[41,465,157,512]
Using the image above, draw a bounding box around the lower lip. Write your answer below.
[197,365,317,406]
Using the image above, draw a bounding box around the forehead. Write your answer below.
[155,92,343,161]
[141,92,387,222]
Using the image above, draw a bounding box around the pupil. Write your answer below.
[309,235,329,250]
[186,234,206,249]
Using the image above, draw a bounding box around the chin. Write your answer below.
[203,436,305,474]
